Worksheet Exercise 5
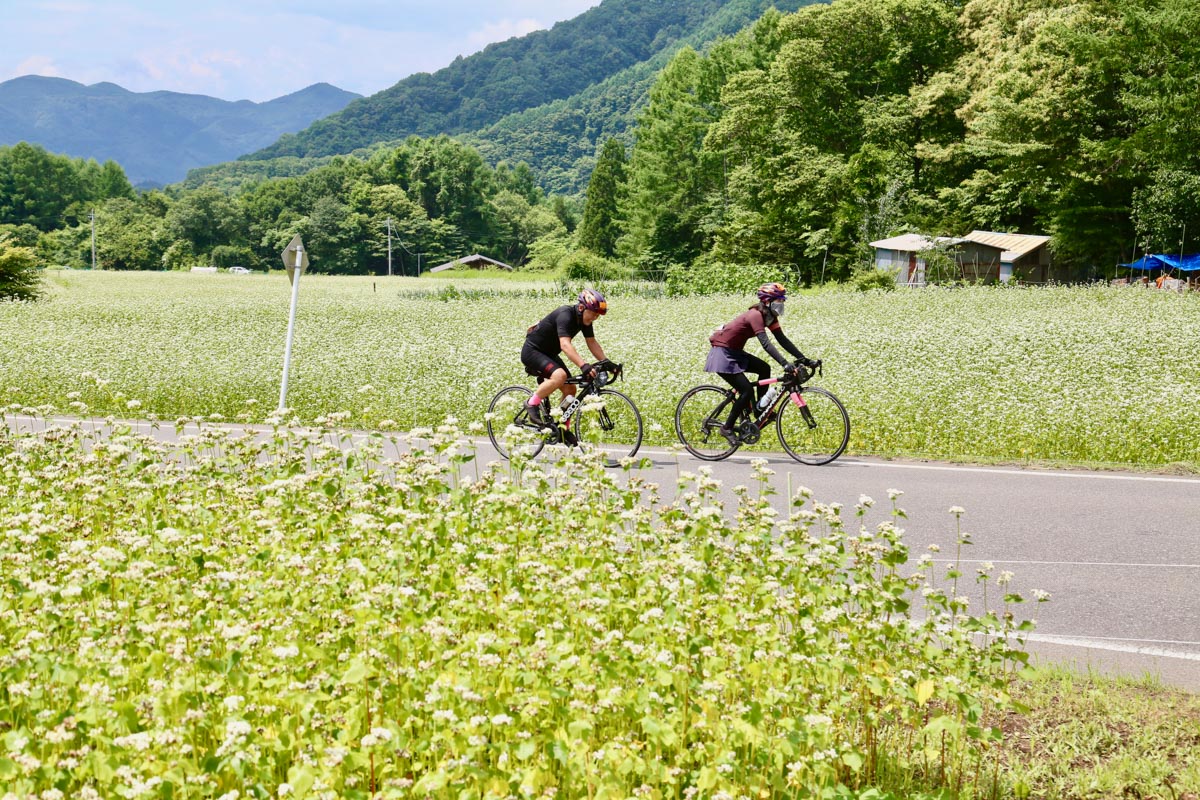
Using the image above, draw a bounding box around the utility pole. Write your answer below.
[88,209,97,270]
[386,217,393,276]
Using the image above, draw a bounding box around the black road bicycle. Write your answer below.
[674,361,849,464]
[486,359,643,467]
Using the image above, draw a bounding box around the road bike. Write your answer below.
[674,361,849,464]
[485,359,643,467]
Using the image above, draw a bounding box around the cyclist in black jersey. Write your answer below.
[521,289,612,429]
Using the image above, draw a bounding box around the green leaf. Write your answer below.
[339,657,368,685]
[516,740,537,761]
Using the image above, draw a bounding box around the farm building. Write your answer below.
[957,231,1053,283]
[871,230,1055,285]
[428,254,514,273]
[869,234,963,287]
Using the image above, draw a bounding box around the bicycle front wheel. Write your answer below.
[674,385,738,461]
[486,385,547,461]
[572,388,643,467]
[776,386,850,465]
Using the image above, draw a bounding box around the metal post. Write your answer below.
[386,218,393,277]
[89,210,97,270]
[278,244,303,412]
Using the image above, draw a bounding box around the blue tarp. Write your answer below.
[1121,253,1200,271]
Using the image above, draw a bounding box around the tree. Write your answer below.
[0,143,85,231]
[165,187,241,257]
[0,235,42,301]
[621,47,723,265]
[578,137,628,257]
[94,198,167,271]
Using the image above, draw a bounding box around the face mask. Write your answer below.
[770,300,785,317]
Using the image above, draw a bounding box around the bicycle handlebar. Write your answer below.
[565,359,623,388]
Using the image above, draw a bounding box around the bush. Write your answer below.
[559,250,632,282]
[853,266,898,292]
[0,237,42,301]
[210,244,256,269]
[522,233,572,273]
[665,259,794,296]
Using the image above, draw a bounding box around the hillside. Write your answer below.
[0,76,360,186]
[244,0,811,182]
[212,0,810,194]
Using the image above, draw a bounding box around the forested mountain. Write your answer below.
[0,77,359,186]
[245,0,811,182]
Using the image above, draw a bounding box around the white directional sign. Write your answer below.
[282,234,309,285]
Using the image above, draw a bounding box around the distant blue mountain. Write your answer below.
[0,76,360,186]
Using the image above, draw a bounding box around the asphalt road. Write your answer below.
[612,443,1200,692]
[8,414,1200,691]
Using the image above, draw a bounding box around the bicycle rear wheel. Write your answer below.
[485,386,548,461]
[674,385,739,461]
[572,388,643,467]
[776,386,850,465]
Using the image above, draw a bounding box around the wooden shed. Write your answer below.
[957,231,1052,283]
[870,234,963,287]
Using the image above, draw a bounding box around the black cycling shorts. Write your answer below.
[521,343,567,382]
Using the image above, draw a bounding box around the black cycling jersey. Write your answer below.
[524,304,595,355]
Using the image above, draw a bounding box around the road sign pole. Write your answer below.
[278,243,303,412]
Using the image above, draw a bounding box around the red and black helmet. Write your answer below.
[756,282,787,303]
[578,288,608,315]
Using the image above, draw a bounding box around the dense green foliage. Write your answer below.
[0,76,359,186]
[0,235,41,301]
[0,142,134,231]
[1,138,565,274]
[613,0,1200,279]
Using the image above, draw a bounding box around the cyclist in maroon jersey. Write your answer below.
[705,282,819,445]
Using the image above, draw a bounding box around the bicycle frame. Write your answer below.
[748,376,818,431]
[520,365,621,432]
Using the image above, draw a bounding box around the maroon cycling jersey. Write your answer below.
[708,307,780,351]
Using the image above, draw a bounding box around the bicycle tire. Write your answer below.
[775,386,850,465]
[572,388,643,467]
[485,385,548,461]
[674,384,739,461]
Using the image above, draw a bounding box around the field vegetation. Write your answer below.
[3,411,1197,799]
[2,272,1198,471]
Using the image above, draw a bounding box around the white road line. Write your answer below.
[600,444,1200,484]
[1024,633,1200,662]
[935,558,1200,569]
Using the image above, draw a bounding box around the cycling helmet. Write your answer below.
[578,288,608,315]
[756,282,787,303]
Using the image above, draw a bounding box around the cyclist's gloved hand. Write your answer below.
[580,362,596,379]
[783,361,799,376]
[804,357,822,370]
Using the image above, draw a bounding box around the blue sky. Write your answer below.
[2,1,601,102]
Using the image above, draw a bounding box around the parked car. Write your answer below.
[228,266,251,274]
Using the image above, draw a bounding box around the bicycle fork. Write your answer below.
[755,377,818,430]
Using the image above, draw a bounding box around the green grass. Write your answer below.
[1007,669,1200,799]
